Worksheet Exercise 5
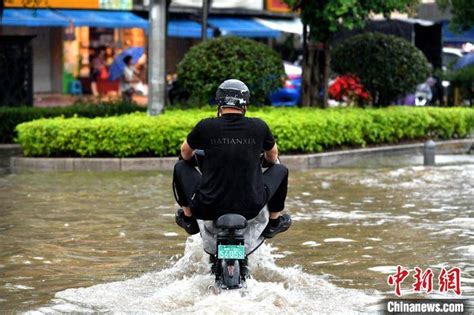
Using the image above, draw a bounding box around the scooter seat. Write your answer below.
[215,214,248,230]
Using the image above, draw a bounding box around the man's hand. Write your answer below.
[264,143,279,164]
[181,140,195,161]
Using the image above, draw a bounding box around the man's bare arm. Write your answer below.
[181,140,194,161]
[264,143,279,164]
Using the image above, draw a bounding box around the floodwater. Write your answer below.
[0,156,473,313]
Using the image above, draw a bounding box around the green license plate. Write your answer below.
[218,245,245,259]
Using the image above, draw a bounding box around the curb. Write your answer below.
[0,144,23,173]
[280,139,473,169]
[9,139,473,172]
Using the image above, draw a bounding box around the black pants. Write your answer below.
[173,160,288,216]
[122,89,134,102]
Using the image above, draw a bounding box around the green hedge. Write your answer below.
[0,102,146,143]
[16,107,474,157]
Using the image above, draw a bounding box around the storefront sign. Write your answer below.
[171,0,263,11]
[99,0,133,10]
[266,0,291,13]
[6,0,132,10]
[5,0,99,9]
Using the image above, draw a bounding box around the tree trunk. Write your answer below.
[312,45,321,107]
[321,43,330,108]
[301,41,320,107]
[307,42,326,108]
[301,23,310,107]
[301,23,332,108]
[0,0,4,20]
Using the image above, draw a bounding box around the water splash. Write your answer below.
[31,235,378,314]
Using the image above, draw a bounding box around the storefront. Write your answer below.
[0,9,67,95]
[1,0,148,98]
[58,10,148,95]
[1,0,297,102]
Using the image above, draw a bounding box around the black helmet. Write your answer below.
[215,79,250,109]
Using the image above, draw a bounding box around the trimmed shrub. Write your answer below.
[0,101,146,143]
[176,37,285,105]
[16,107,474,157]
[446,65,474,104]
[331,33,431,106]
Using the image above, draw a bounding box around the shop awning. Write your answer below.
[443,22,474,44]
[55,10,148,29]
[168,20,213,38]
[254,18,303,35]
[207,17,280,38]
[0,10,281,38]
[0,9,69,27]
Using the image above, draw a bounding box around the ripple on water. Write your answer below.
[455,245,474,257]
[301,241,320,247]
[312,260,336,265]
[443,218,474,229]
[5,284,34,291]
[311,199,330,204]
[367,238,382,242]
[368,266,398,274]
[31,236,378,314]
[324,238,355,243]
[164,232,179,237]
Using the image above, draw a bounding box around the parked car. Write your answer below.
[442,47,463,71]
[269,62,302,106]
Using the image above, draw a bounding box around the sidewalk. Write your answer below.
[34,93,147,107]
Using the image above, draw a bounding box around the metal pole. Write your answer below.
[424,140,436,166]
[148,0,166,116]
[201,0,210,41]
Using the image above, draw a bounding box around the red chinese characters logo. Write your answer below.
[387,265,410,296]
[439,267,461,295]
[387,266,461,297]
[413,267,434,293]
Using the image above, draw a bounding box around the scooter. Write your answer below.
[198,208,268,291]
[211,214,248,289]
[176,150,269,291]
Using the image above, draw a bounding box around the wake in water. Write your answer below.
[31,235,378,314]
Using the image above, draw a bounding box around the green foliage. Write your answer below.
[446,65,474,83]
[16,107,474,157]
[281,0,418,108]
[283,0,418,41]
[446,65,474,103]
[437,0,474,33]
[176,37,285,105]
[0,101,146,143]
[331,33,431,106]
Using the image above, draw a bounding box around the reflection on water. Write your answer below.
[0,159,473,312]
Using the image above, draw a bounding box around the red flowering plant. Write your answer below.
[328,74,371,106]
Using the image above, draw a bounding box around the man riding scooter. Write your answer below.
[173,79,291,238]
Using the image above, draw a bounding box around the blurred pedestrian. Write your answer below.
[91,49,106,96]
[120,55,140,102]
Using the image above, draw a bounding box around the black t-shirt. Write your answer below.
[186,113,275,220]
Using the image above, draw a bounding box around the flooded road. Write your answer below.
[0,157,473,312]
